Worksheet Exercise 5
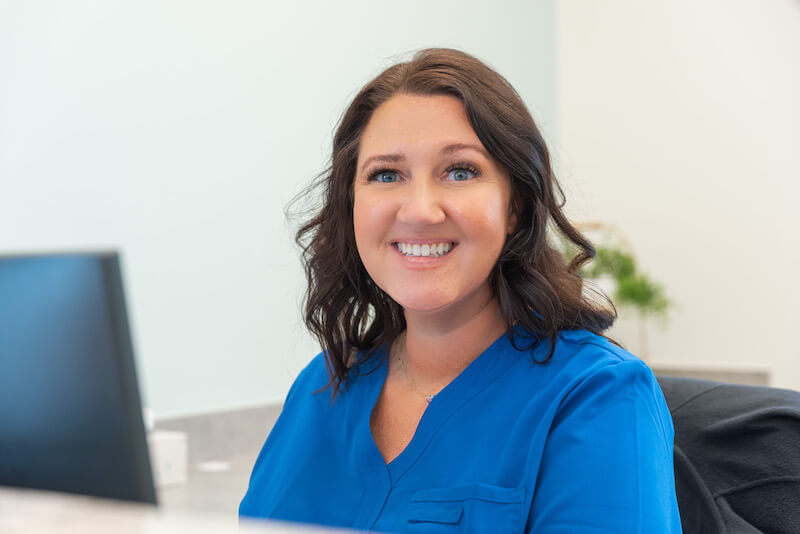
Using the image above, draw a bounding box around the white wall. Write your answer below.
[556,1,800,390]
[0,1,556,417]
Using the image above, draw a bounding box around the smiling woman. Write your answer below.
[354,94,515,325]
[239,48,683,533]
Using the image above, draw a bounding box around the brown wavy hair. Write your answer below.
[288,47,619,401]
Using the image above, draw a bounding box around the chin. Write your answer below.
[393,293,457,314]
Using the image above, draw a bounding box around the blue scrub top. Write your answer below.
[239,328,683,533]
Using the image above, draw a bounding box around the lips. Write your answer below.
[393,242,456,257]
[389,239,459,246]
[390,241,458,271]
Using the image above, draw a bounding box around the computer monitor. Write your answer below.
[0,252,157,504]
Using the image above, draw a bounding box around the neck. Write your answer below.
[396,286,508,391]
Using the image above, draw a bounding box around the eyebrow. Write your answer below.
[359,143,490,174]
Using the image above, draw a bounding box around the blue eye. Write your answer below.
[368,169,400,183]
[366,162,480,183]
[446,162,480,182]
[449,169,472,181]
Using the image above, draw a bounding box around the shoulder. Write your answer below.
[551,329,665,399]
[555,328,640,365]
[280,351,331,408]
[509,328,672,436]
[531,328,657,385]
[512,328,651,383]
[547,329,674,445]
[296,350,331,388]
[283,348,376,407]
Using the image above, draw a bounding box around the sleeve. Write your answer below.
[528,359,683,533]
[238,354,324,519]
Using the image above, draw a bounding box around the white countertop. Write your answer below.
[0,487,358,534]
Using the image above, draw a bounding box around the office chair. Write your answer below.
[656,376,800,534]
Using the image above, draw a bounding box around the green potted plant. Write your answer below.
[556,222,671,359]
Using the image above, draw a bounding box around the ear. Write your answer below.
[507,212,518,235]
[506,195,519,235]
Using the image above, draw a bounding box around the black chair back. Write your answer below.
[657,376,800,534]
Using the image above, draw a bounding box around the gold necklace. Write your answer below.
[395,333,438,405]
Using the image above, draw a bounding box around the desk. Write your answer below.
[0,487,358,533]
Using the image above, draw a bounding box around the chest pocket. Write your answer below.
[406,483,525,533]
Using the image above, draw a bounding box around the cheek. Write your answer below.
[353,193,390,251]
[451,189,510,244]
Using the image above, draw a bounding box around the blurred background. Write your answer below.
[1,0,798,518]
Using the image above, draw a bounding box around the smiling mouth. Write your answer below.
[391,242,458,258]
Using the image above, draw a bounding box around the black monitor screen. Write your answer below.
[0,252,156,504]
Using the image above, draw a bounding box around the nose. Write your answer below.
[395,176,446,225]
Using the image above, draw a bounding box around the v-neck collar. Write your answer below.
[355,327,527,486]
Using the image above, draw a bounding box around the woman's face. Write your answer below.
[353,93,516,314]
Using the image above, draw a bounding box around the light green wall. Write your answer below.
[0,1,557,417]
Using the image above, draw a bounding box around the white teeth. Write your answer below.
[394,242,455,258]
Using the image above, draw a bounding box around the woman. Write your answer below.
[240,48,682,533]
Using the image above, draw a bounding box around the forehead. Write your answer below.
[357,94,483,163]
